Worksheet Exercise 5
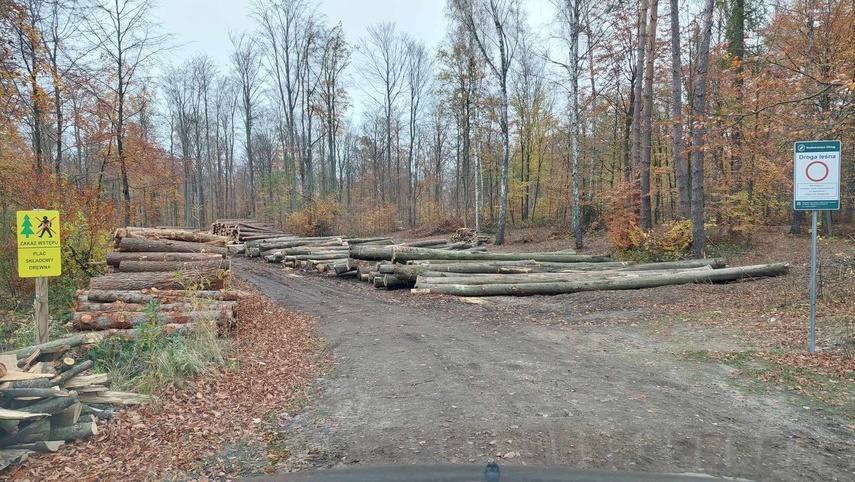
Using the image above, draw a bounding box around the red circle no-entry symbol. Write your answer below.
[805,161,829,182]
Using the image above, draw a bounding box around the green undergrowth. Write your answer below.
[680,349,855,421]
[87,300,233,396]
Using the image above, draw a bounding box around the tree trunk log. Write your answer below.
[106,252,223,267]
[116,228,227,246]
[117,259,229,273]
[117,237,227,256]
[1,333,103,360]
[76,300,236,313]
[416,267,715,286]
[349,245,610,263]
[16,392,79,415]
[78,390,152,405]
[0,388,69,399]
[0,419,50,447]
[413,263,789,296]
[51,361,93,386]
[49,420,97,441]
[89,269,226,291]
[620,258,727,271]
[72,309,233,330]
[81,290,238,304]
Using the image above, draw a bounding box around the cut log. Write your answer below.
[52,402,83,427]
[0,371,54,382]
[106,251,223,267]
[4,378,52,390]
[89,268,226,291]
[415,267,715,286]
[620,258,727,271]
[117,237,227,256]
[0,408,50,421]
[347,237,393,244]
[414,263,790,297]
[78,390,152,405]
[82,289,239,304]
[94,321,212,340]
[17,391,78,415]
[0,388,69,399]
[116,227,228,246]
[1,333,104,361]
[76,300,235,313]
[72,309,233,330]
[49,420,97,442]
[7,440,64,453]
[0,419,50,447]
[382,275,408,290]
[57,357,75,372]
[117,259,229,273]
[52,360,94,385]
[63,373,110,389]
[349,245,611,263]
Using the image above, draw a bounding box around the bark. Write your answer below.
[0,420,51,448]
[118,259,229,273]
[349,245,610,263]
[0,408,50,421]
[16,392,79,416]
[417,267,713,286]
[117,238,228,256]
[640,0,660,230]
[1,334,104,360]
[0,388,68,399]
[690,0,716,258]
[49,421,97,442]
[670,0,690,218]
[106,252,223,267]
[72,309,233,331]
[81,290,238,304]
[415,263,789,296]
[76,301,235,313]
[620,258,726,271]
[115,228,227,246]
[51,361,94,386]
[89,269,226,291]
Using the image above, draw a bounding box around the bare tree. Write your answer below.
[319,23,350,199]
[451,0,520,245]
[404,37,433,226]
[230,32,262,216]
[358,21,406,206]
[640,0,659,230]
[84,0,169,225]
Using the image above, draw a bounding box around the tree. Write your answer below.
[639,0,659,230]
[84,0,169,226]
[690,0,715,258]
[451,0,520,245]
[230,32,262,216]
[404,37,433,226]
[670,0,689,219]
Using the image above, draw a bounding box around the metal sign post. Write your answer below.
[16,209,62,344]
[793,140,841,353]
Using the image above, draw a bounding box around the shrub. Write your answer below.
[288,199,339,237]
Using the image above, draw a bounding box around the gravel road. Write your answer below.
[235,259,854,481]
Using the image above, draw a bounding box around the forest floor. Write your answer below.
[234,225,854,482]
[9,226,855,481]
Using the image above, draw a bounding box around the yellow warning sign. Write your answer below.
[17,210,61,277]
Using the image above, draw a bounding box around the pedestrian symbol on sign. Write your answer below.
[38,216,55,238]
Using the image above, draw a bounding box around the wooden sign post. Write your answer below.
[16,210,62,344]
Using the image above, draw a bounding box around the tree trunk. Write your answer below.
[671,0,690,218]
[49,421,97,442]
[116,238,227,256]
[115,228,227,246]
[415,263,788,296]
[118,259,229,273]
[80,290,238,304]
[1,333,104,360]
[72,309,234,331]
[89,269,226,291]
[106,252,223,267]
[0,420,51,448]
[349,245,610,263]
[640,0,660,230]
[76,300,235,313]
[690,0,716,258]
[417,267,715,286]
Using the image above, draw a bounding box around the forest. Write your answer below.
[0,0,853,304]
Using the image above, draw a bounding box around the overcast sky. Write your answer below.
[154,0,556,67]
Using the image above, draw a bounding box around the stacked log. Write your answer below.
[0,335,152,470]
[112,227,228,247]
[211,219,289,243]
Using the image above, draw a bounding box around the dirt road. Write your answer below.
[235,259,853,481]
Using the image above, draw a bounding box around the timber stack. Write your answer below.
[211,219,289,243]
[74,227,237,334]
[346,244,790,295]
[0,334,153,471]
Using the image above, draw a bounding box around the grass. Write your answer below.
[87,300,233,397]
[680,349,855,421]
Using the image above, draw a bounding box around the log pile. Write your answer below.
[211,219,289,243]
[345,243,789,295]
[0,334,153,471]
[112,227,228,247]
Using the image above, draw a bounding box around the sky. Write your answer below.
[154,0,555,68]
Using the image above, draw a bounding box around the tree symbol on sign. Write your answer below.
[20,214,35,238]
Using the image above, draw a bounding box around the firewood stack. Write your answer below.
[0,334,152,471]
